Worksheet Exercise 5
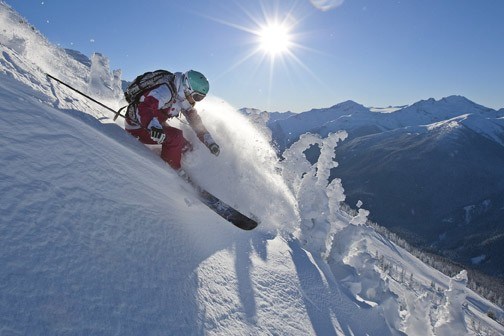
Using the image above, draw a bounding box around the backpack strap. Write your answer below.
[124,70,175,104]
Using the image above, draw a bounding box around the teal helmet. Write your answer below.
[184,70,209,102]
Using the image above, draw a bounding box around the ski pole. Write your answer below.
[46,73,127,120]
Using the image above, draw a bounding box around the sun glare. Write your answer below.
[205,2,320,91]
[258,23,291,57]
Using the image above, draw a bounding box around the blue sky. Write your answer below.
[6,0,504,112]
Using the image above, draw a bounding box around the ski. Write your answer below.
[196,187,259,230]
[181,172,258,230]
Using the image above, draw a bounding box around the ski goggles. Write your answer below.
[190,91,206,102]
[185,90,206,105]
[184,75,206,102]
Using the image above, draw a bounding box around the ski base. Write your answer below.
[196,188,258,230]
[180,172,258,230]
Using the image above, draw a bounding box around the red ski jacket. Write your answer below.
[125,83,210,144]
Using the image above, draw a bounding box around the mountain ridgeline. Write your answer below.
[244,97,504,278]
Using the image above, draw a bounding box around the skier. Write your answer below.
[124,70,220,170]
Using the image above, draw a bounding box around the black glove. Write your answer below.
[150,127,166,144]
[208,143,220,156]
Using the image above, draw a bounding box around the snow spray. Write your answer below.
[178,96,300,232]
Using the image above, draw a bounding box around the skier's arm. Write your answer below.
[183,108,220,156]
[183,108,207,141]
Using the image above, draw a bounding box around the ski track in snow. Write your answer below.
[1,2,504,335]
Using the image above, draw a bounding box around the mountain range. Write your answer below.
[245,97,504,278]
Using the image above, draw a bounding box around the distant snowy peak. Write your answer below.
[404,95,493,116]
[264,95,504,151]
[239,107,264,115]
[239,108,296,139]
[327,100,369,112]
[298,100,370,119]
[285,100,370,123]
[395,97,504,142]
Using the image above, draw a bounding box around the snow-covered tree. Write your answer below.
[434,270,469,335]
[281,131,347,256]
[88,52,122,100]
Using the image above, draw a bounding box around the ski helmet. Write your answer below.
[183,70,209,102]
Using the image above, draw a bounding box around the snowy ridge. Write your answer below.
[0,2,123,117]
[269,94,504,151]
[1,2,503,335]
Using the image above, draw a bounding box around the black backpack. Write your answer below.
[114,70,177,123]
[124,70,175,104]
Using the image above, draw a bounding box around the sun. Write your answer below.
[258,23,292,57]
[203,2,320,86]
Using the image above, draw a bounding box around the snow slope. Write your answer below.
[0,55,395,336]
[1,2,503,335]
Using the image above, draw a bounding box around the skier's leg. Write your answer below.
[160,126,189,170]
